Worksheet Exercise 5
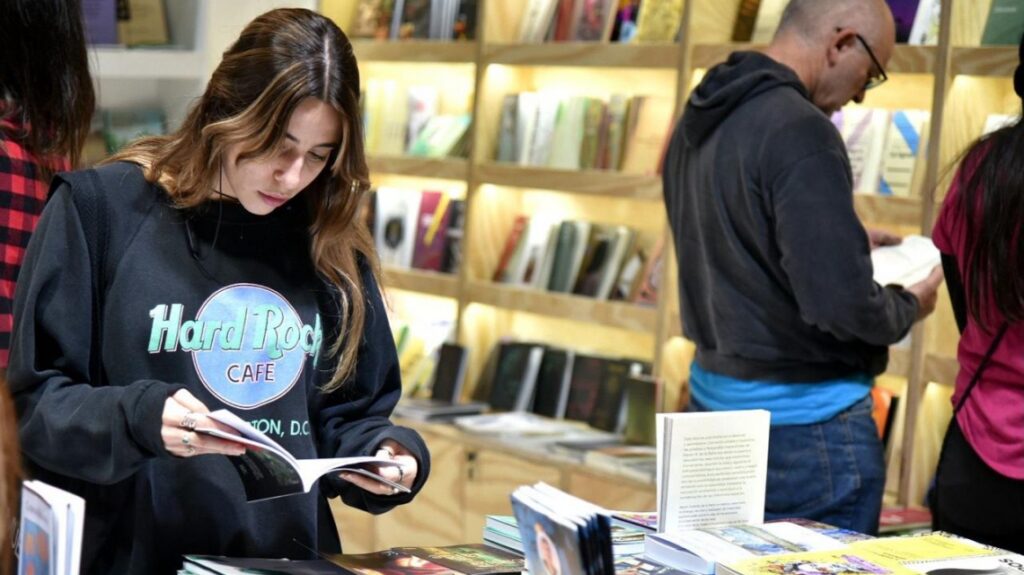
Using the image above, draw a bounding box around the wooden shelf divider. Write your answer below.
[481,42,679,69]
[465,280,659,333]
[475,162,663,200]
[382,268,461,299]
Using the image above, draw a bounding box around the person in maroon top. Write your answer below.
[930,35,1024,553]
[0,0,95,369]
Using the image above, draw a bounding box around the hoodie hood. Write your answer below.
[682,51,808,146]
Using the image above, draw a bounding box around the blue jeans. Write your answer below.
[690,395,885,535]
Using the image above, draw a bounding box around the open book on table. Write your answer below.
[198,410,408,502]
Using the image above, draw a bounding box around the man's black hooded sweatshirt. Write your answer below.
[662,51,918,382]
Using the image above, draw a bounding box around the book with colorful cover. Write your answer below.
[411,191,451,272]
[19,480,85,575]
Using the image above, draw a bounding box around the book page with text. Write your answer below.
[656,410,770,533]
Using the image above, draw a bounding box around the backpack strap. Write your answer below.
[953,320,1010,416]
[52,168,109,386]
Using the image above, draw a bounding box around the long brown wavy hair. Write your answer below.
[0,0,95,172]
[108,8,377,392]
[0,383,20,575]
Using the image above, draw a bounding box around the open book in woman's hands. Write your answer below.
[197,409,410,502]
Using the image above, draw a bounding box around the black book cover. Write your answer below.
[564,354,605,423]
[531,348,573,418]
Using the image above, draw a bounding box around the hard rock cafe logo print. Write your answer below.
[147,284,323,409]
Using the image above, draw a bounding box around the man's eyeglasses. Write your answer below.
[853,33,888,90]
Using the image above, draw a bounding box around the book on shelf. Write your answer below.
[887,0,921,44]
[492,215,530,282]
[981,0,1024,45]
[610,0,641,43]
[395,343,489,420]
[390,0,432,40]
[871,234,940,288]
[374,187,421,269]
[879,110,930,197]
[619,95,674,175]
[548,96,588,170]
[563,353,607,423]
[579,97,608,170]
[196,409,407,502]
[82,0,119,45]
[514,216,560,286]
[441,198,466,273]
[411,190,451,272]
[732,0,761,42]
[632,235,663,306]
[510,482,614,575]
[586,359,633,433]
[450,0,479,40]
[550,221,593,293]
[101,108,166,154]
[610,247,646,302]
[408,114,472,157]
[656,410,771,533]
[568,0,618,42]
[623,373,661,446]
[19,480,85,575]
[488,342,546,412]
[550,0,576,41]
[519,0,561,43]
[530,347,575,419]
[831,107,889,196]
[351,0,396,40]
[602,94,631,171]
[907,0,940,45]
[496,94,520,163]
[117,0,169,47]
[407,86,440,152]
[633,0,683,42]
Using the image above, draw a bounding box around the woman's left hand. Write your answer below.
[339,439,418,496]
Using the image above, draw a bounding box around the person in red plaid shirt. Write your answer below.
[1,0,95,370]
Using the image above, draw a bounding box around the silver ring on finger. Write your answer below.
[182,431,193,446]
[397,465,405,484]
[181,411,198,431]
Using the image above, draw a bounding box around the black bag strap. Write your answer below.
[953,320,1010,416]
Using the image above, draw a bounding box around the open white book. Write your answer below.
[198,410,407,502]
[19,479,85,575]
[871,234,940,288]
[656,410,770,534]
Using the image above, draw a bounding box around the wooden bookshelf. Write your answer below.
[950,46,1018,77]
[481,42,679,69]
[367,155,470,180]
[340,0,999,511]
[691,44,938,75]
[465,281,659,333]
[474,163,662,200]
[382,267,460,299]
[352,40,478,63]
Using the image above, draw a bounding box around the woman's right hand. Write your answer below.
[161,389,248,458]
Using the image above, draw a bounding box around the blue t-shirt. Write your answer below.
[689,363,872,425]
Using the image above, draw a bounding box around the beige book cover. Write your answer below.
[117,0,168,46]
[634,0,683,43]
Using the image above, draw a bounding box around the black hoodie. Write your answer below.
[662,51,918,382]
[7,162,430,574]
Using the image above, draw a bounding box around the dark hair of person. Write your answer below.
[108,8,376,392]
[0,0,96,170]
[0,384,21,575]
[954,120,1024,329]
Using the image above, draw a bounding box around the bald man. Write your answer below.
[662,0,943,534]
